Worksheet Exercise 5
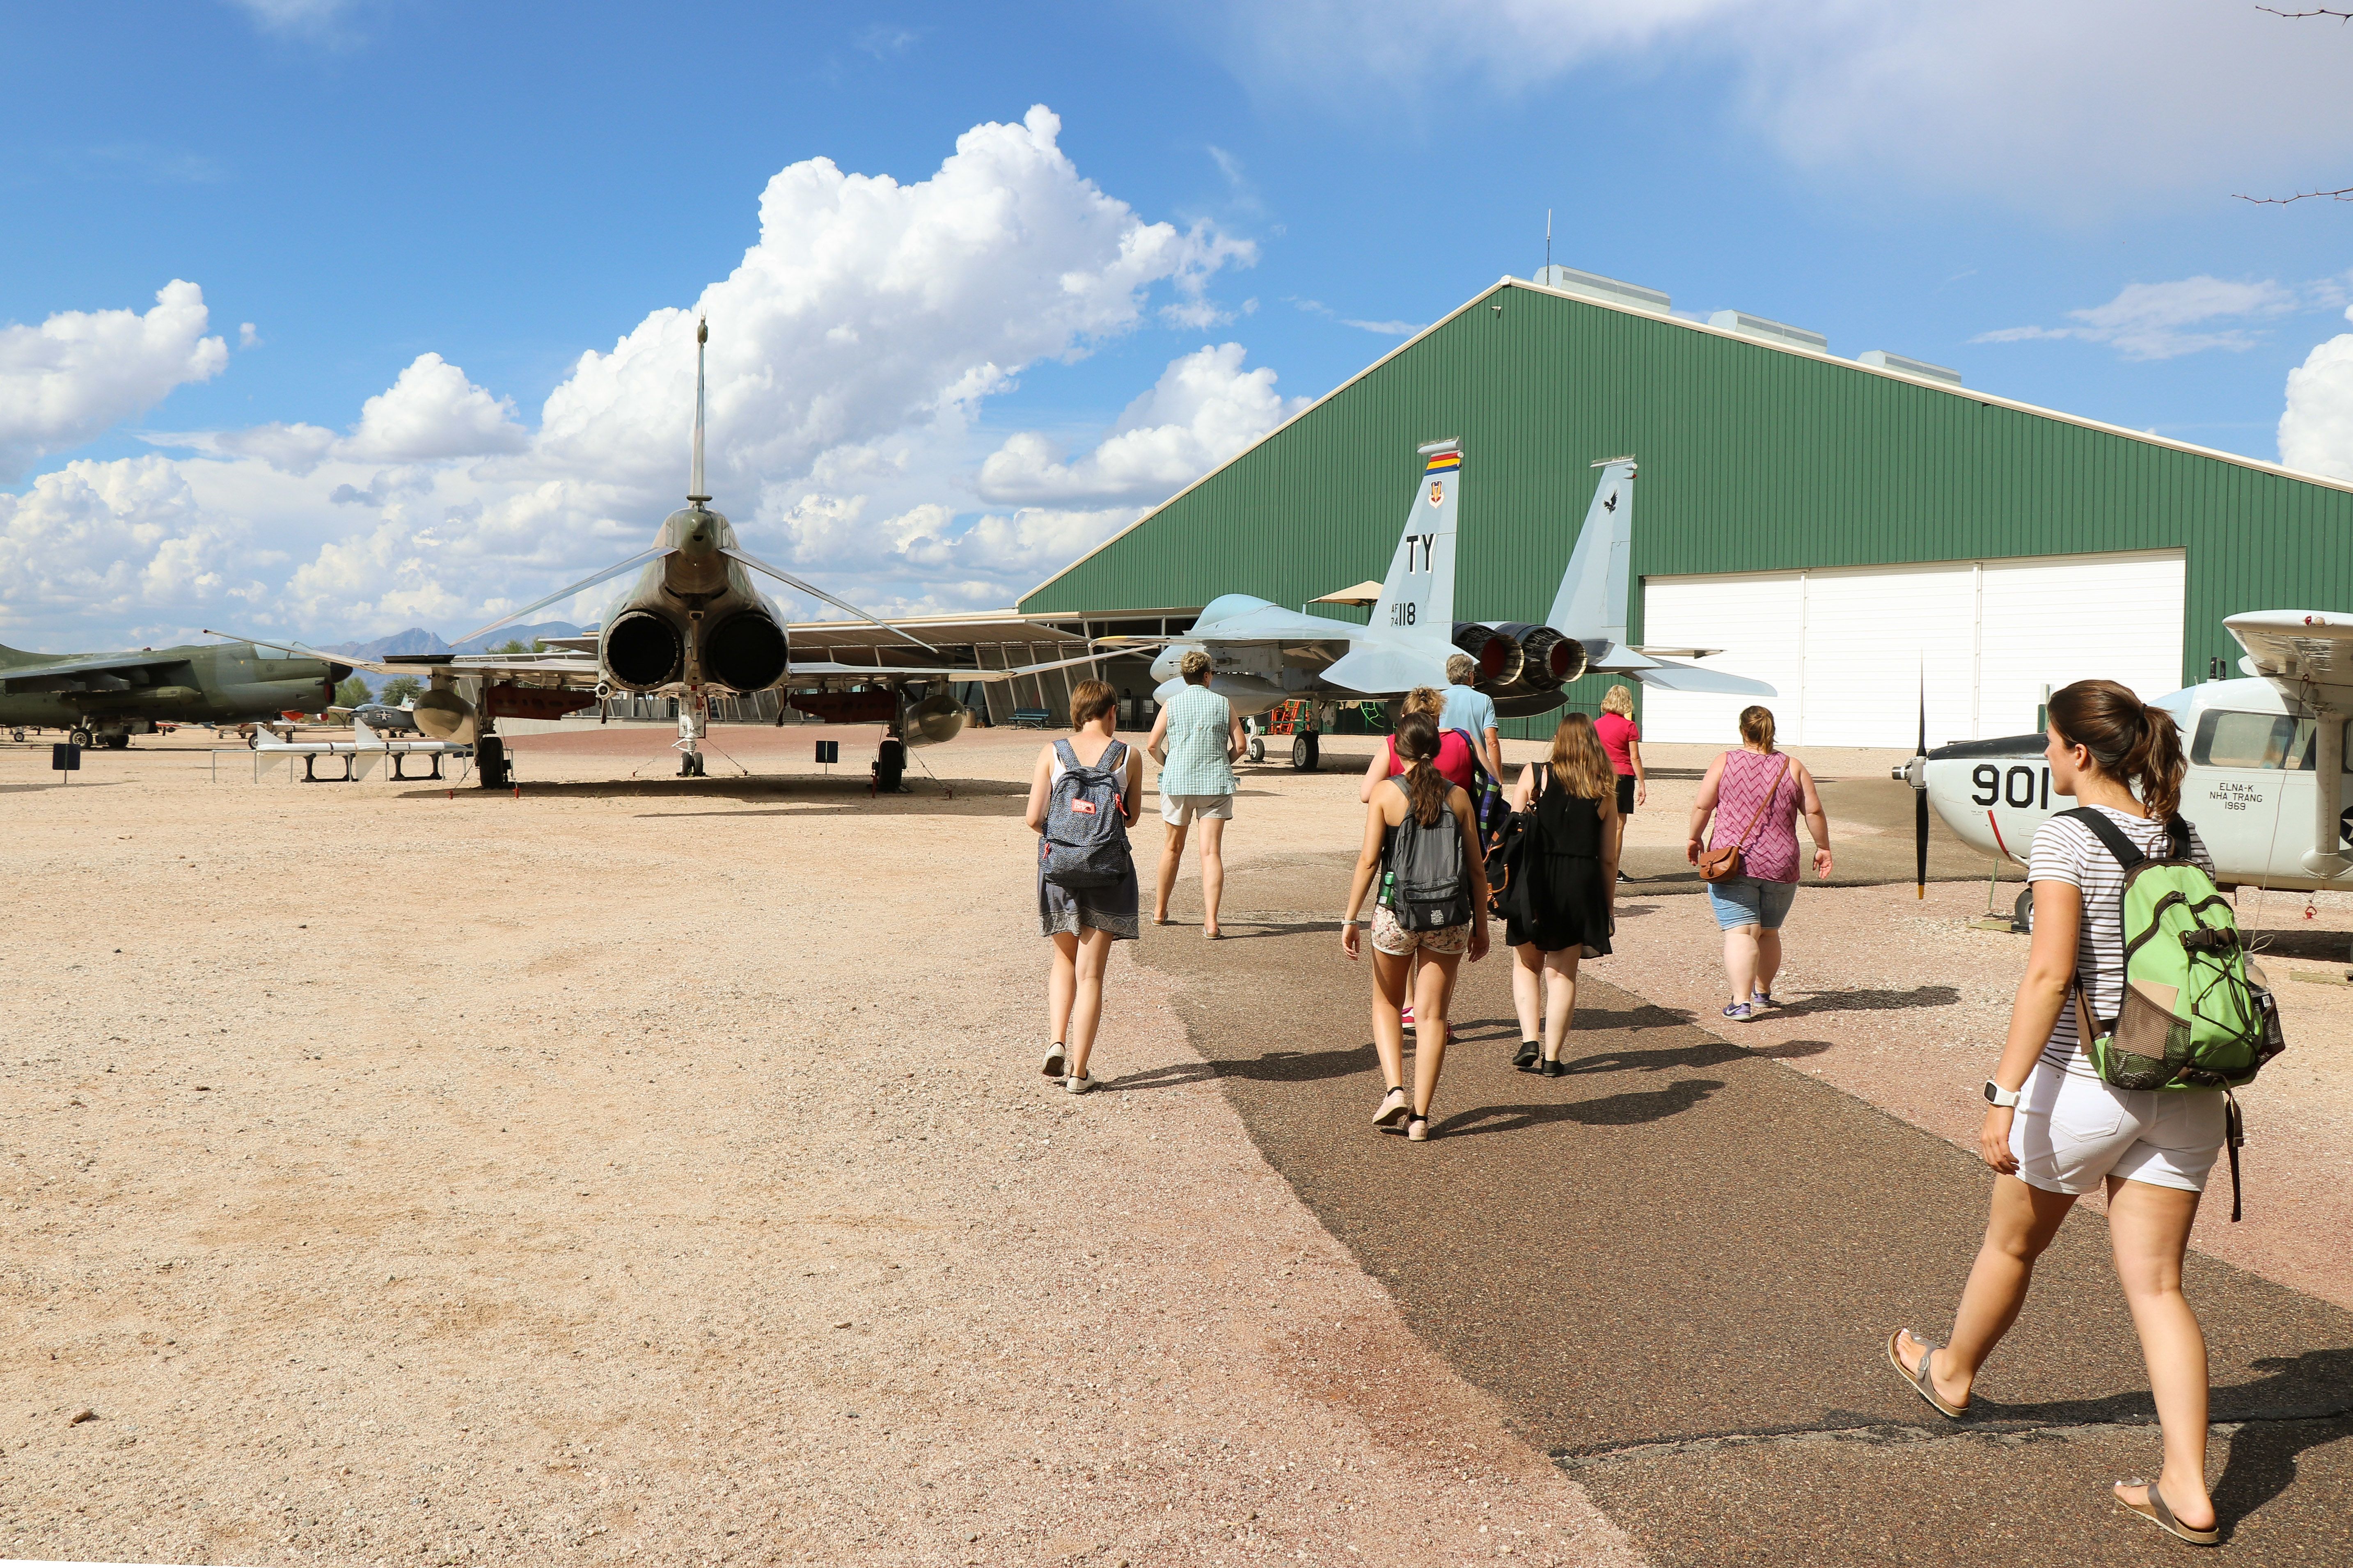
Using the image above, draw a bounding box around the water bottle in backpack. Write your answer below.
[1382,779,1473,931]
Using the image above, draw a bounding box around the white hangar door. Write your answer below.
[1636,549,2186,748]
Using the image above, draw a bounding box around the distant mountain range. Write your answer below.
[321,622,584,692]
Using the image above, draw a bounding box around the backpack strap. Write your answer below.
[2055,806,2145,871]
[1054,737,1080,771]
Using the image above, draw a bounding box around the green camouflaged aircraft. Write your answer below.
[0,639,352,748]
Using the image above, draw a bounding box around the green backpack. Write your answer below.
[2062,808,2288,1220]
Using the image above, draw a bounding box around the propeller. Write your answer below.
[720,546,940,653]
[1915,668,1929,900]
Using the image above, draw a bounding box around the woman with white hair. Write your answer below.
[1145,648,1245,939]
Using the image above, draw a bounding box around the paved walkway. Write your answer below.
[1132,853,2353,1566]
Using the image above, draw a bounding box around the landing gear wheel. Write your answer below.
[68,727,92,749]
[1246,736,1265,764]
[103,732,130,750]
[1290,733,1319,771]
[2013,887,2035,933]
[875,737,907,793]
[679,753,705,778]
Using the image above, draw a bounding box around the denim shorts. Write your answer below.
[1707,875,1796,931]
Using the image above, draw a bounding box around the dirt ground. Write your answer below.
[0,724,1638,1568]
[5,721,2344,1566]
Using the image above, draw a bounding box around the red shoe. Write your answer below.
[1401,1003,1416,1032]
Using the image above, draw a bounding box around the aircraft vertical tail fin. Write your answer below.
[353,716,379,744]
[1545,458,1636,646]
[1365,440,1462,648]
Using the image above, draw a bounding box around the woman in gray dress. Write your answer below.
[1025,678,1141,1094]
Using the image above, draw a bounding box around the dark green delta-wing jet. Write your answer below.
[0,639,352,748]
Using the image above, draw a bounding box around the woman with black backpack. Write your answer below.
[1340,711,1490,1142]
[1025,678,1142,1095]
[1885,680,2226,1547]
[1502,713,1621,1074]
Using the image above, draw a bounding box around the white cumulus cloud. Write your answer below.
[976,343,1306,506]
[0,281,228,481]
[5,107,1264,648]
[342,353,527,463]
[2280,309,2353,483]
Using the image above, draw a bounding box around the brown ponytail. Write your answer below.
[2047,678,2183,822]
[1392,711,1450,826]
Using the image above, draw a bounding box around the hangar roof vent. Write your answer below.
[1533,264,1671,314]
[1857,349,1963,387]
[1708,310,1829,353]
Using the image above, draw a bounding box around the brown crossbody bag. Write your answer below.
[1697,756,1794,884]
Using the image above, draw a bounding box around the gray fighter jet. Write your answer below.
[0,639,351,748]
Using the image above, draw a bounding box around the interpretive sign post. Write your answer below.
[51,742,79,783]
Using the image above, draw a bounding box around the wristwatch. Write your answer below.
[1982,1080,2023,1109]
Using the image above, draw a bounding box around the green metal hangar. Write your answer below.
[1020,266,2353,747]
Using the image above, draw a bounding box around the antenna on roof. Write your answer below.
[1545,209,1552,273]
[688,317,710,506]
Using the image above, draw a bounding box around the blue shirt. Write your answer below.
[1440,684,1497,746]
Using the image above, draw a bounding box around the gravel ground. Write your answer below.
[0,724,1637,1568]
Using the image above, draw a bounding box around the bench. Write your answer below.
[1009,707,1053,729]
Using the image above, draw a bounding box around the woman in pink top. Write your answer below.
[1684,706,1833,1022]
[1358,687,1476,802]
[1595,685,1645,819]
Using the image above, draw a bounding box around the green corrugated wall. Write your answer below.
[1022,279,2353,737]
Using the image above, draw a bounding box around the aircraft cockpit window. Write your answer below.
[2191,711,2353,772]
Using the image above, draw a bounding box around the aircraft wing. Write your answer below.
[2227,611,2353,711]
[206,632,601,684]
[0,650,199,692]
[1313,643,1455,697]
[786,649,1109,684]
[1588,642,1776,696]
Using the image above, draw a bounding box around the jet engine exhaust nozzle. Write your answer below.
[704,610,789,693]
[1516,625,1585,689]
[603,610,686,691]
[1450,623,1521,686]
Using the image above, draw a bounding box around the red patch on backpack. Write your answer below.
[1071,800,1097,814]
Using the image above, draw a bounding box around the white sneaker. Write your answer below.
[1042,1043,1068,1078]
[1066,1071,1096,1094]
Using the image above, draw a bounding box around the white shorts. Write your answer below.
[1160,793,1234,826]
[2007,1062,2226,1195]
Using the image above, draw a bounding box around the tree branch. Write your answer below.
[2257,6,2353,18]
[2234,186,2353,204]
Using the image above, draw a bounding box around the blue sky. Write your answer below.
[4,0,2352,650]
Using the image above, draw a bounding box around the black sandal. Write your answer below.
[1512,1039,1540,1070]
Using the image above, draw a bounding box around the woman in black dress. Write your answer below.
[1505,712,1621,1074]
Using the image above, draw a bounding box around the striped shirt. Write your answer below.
[2028,806,2212,1078]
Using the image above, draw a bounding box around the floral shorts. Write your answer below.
[1370,903,1471,957]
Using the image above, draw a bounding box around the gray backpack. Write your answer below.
[1380,778,1472,931]
[1040,738,1132,890]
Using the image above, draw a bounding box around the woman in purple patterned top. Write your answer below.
[1684,706,1833,1022]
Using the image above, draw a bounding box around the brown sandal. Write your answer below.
[2115,1479,2219,1547]
[1885,1330,1966,1419]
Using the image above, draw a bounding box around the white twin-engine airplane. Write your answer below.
[1898,611,2353,921]
[1136,444,1772,769]
[215,321,1101,786]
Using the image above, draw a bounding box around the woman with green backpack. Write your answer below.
[1888,679,2250,1547]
